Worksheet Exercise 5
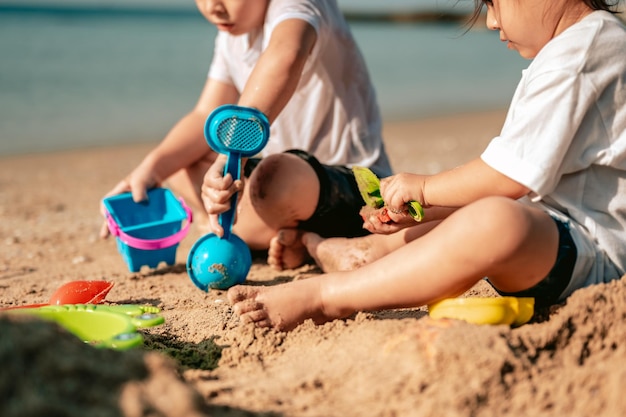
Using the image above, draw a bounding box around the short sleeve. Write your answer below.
[482,68,591,198]
[207,32,233,84]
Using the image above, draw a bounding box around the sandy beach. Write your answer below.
[2,109,626,417]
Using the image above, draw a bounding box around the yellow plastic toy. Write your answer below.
[428,297,534,326]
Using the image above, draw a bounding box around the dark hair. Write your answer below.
[467,0,622,27]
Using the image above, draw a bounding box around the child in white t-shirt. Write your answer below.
[228,1,626,331]
[101,0,391,270]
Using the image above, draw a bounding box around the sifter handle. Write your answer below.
[219,152,241,240]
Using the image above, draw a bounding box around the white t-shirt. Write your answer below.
[481,11,626,278]
[208,0,392,176]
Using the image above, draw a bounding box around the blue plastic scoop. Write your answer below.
[187,105,270,291]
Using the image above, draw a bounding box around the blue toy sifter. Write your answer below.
[187,105,270,291]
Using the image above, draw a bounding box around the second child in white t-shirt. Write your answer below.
[101,0,391,270]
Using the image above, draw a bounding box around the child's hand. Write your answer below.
[380,173,427,216]
[201,154,244,237]
[359,206,416,234]
[99,167,159,239]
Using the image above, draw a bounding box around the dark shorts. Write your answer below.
[492,216,578,308]
[244,149,370,238]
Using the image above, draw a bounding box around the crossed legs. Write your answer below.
[228,196,560,331]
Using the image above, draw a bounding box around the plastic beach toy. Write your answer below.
[352,166,424,222]
[187,105,270,291]
[428,297,535,326]
[0,280,115,310]
[104,188,192,272]
[5,304,165,350]
[49,280,114,305]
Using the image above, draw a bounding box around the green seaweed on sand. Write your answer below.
[142,333,223,371]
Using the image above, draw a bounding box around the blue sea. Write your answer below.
[0,2,529,156]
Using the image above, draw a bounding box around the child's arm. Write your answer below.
[100,78,238,238]
[139,79,239,190]
[104,79,239,202]
[200,19,318,236]
[362,159,527,235]
[381,158,530,213]
[237,19,318,122]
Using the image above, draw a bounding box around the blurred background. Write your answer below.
[0,0,622,155]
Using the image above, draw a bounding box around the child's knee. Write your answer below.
[464,196,520,224]
[246,154,319,226]
[248,153,318,206]
[461,197,537,251]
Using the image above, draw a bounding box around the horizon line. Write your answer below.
[0,4,474,23]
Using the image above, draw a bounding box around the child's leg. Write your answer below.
[301,221,441,272]
[234,152,320,252]
[267,229,311,270]
[242,150,371,268]
[228,196,560,331]
[165,150,325,261]
[168,150,331,267]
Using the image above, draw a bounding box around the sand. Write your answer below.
[1,109,625,417]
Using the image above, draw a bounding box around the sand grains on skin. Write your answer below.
[303,232,375,272]
[228,277,333,331]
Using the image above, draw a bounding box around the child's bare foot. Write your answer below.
[302,232,381,272]
[267,229,311,271]
[227,279,335,331]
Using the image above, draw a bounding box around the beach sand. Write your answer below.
[1,109,626,417]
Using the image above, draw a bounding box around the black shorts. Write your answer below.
[492,216,577,308]
[244,149,370,238]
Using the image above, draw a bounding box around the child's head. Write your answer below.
[195,0,270,36]
[469,0,621,58]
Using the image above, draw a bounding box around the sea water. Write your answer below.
[0,4,528,156]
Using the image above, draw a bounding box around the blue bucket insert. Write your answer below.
[103,188,191,272]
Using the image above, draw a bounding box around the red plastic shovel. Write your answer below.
[0,280,114,310]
